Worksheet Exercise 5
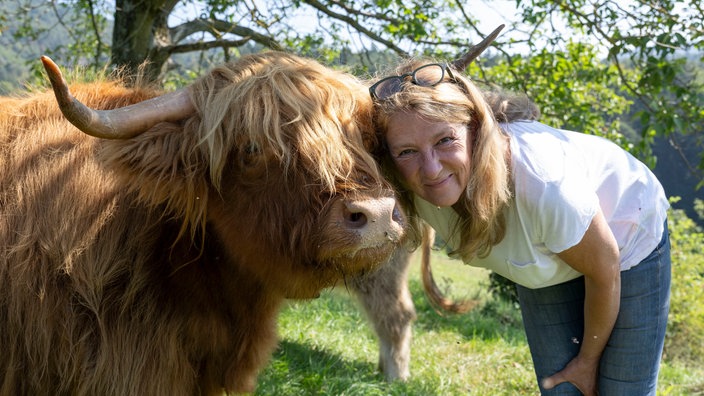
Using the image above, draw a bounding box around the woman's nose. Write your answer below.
[420,151,442,178]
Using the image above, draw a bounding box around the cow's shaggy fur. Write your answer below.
[0,52,405,395]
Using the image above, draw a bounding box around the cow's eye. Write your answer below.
[237,141,263,169]
[244,143,261,156]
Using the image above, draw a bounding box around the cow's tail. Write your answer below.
[420,222,479,315]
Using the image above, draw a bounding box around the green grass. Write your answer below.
[254,250,704,395]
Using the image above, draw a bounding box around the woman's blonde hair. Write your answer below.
[372,59,538,261]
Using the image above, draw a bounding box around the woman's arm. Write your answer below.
[542,209,621,395]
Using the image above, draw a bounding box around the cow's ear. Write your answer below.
[99,122,210,236]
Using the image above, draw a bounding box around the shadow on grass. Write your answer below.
[407,279,527,344]
[255,340,442,396]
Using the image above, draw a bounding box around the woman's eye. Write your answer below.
[437,136,455,145]
[396,148,416,158]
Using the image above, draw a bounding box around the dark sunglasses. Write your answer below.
[369,63,456,100]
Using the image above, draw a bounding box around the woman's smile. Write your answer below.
[425,174,452,188]
[386,111,471,207]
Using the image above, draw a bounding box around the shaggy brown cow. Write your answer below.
[0,51,406,395]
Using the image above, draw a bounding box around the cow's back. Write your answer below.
[0,82,155,279]
[0,84,223,395]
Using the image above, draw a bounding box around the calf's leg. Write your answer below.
[350,244,416,381]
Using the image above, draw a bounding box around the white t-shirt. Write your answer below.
[416,120,669,289]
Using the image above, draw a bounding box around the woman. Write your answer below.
[369,60,671,395]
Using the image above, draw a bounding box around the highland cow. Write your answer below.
[0,51,406,395]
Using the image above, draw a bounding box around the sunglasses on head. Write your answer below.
[369,63,456,101]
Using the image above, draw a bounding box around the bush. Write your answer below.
[488,271,518,304]
[664,198,704,364]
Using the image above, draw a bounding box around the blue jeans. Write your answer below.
[516,224,671,395]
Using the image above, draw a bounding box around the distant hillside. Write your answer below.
[652,134,703,223]
[0,2,76,94]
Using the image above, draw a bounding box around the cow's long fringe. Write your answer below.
[97,52,384,243]
[190,52,382,195]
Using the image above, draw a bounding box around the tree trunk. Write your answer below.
[111,0,174,85]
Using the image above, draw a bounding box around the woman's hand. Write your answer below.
[545,209,621,396]
[542,354,600,395]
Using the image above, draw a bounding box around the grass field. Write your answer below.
[254,250,704,395]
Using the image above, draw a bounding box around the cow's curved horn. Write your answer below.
[41,56,195,139]
[450,24,505,72]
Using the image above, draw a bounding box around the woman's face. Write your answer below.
[386,111,471,207]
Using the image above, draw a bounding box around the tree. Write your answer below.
[516,0,703,181]
[6,0,704,184]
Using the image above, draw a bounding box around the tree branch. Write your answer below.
[169,18,282,50]
[85,0,104,68]
[163,37,252,55]
[326,0,402,25]
[300,0,409,57]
